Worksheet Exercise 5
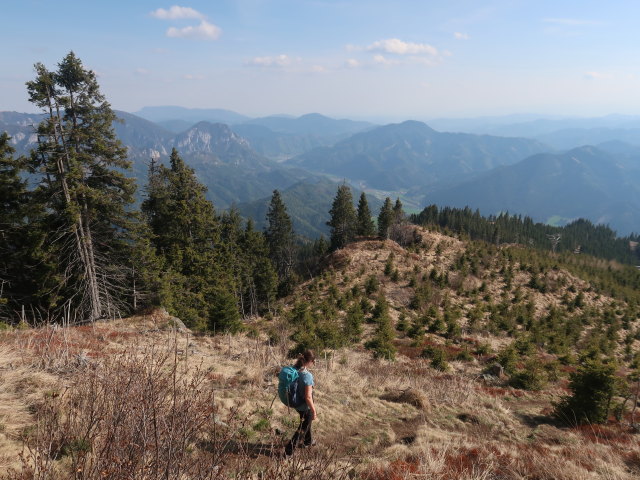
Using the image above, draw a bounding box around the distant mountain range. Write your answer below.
[426,146,640,235]
[286,120,549,191]
[428,114,640,151]
[536,128,640,150]
[134,106,251,125]
[427,113,640,137]
[3,109,639,236]
[1,110,314,208]
[134,107,375,161]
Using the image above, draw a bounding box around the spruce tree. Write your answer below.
[240,220,277,315]
[344,302,364,342]
[207,287,242,334]
[393,198,405,224]
[0,133,49,320]
[26,52,136,322]
[327,184,357,251]
[555,358,617,424]
[365,294,397,360]
[264,190,296,295]
[146,148,219,269]
[356,192,376,236]
[141,148,222,330]
[0,133,26,306]
[378,197,393,239]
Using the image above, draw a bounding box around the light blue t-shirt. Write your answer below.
[295,369,314,411]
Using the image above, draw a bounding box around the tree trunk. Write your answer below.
[44,95,102,321]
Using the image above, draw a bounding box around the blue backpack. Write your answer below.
[278,366,304,408]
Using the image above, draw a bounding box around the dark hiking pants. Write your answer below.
[285,409,313,455]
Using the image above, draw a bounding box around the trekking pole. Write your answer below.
[269,392,278,410]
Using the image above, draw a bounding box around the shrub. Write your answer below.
[384,253,394,276]
[365,295,396,360]
[396,312,408,332]
[428,315,446,334]
[496,345,519,375]
[390,269,400,282]
[360,297,372,314]
[421,345,449,371]
[555,358,617,424]
[365,275,379,295]
[474,343,492,355]
[509,362,548,391]
[344,303,364,342]
[445,318,462,339]
[454,349,474,362]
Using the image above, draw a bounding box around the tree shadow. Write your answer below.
[203,439,284,459]
[516,412,562,428]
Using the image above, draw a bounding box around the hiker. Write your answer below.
[284,349,317,456]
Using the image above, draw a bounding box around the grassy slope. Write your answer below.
[1,228,640,478]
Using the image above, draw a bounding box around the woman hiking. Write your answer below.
[284,349,317,456]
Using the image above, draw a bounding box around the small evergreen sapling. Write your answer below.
[555,358,617,425]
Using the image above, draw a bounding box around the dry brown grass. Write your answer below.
[1,229,639,478]
[0,316,639,478]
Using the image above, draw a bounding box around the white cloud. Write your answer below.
[345,58,362,68]
[373,54,395,65]
[134,68,150,75]
[167,20,221,40]
[347,38,445,68]
[367,38,439,57]
[584,71,613,80]
[151,5,204,20]
[183,74,205,80]
[246,54,296,68]
[543,18,601,26]
[310,65,326,73]
[454,32,469,40]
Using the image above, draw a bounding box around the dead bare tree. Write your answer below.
[547,233,562,254]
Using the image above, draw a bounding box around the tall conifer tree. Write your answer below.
[327,184,357,251]
[26,52,136,322]
[142,148,222,329]
[0,133,27,305]
[240,220,277,315]
[378,197,393,239]
[265,190,295,295]
[356,192,376,236]
[393,198,405,224]
[0,133,50,320]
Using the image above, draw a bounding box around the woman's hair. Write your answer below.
[294,349,316,369]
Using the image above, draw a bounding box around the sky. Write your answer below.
[2,0,640,121]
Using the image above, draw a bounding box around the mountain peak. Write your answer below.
[298,113,328,120]
[174,121,251,154]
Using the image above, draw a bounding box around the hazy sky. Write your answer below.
[2,0,639,121]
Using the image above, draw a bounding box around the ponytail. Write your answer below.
[294,349,316,369]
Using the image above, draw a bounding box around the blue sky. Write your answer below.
[2,0,639,120]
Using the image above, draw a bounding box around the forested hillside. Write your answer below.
[425,146,640,235]
[412,205,640,265]
[287,120,548,190]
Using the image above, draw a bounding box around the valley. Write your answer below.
[3,108,640,237]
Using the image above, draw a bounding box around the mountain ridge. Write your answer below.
[426,146,640,235]
[287,120,550,191]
